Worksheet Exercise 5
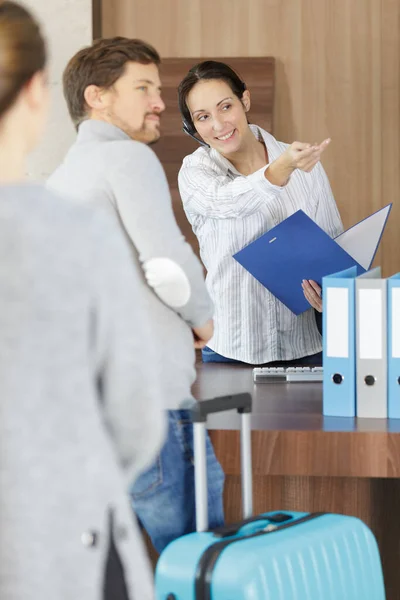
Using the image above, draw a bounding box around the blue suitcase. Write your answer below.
[155,393,386,600]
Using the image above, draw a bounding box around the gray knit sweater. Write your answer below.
[48,120,214,409]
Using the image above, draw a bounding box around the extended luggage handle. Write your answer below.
[191,393,253,533]
[191,393,252,422]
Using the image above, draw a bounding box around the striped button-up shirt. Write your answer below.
[178,125,343,364]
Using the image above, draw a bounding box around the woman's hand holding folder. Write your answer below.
[302,279,323,312]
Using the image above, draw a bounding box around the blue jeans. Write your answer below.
[202,346,323,366]
[202,346,242,363]
[129,409,225,554]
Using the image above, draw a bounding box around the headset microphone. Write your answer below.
[182,121,210,148]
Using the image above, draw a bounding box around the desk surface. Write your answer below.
[193,362,400,478]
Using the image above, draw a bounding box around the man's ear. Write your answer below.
[242,89,251,112]
[84,84,108,111]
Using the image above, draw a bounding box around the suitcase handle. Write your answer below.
[212,511,293,538]
[191,393,253,533]
[191,393,252,422]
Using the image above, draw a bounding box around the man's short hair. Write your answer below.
[63,36,160,128]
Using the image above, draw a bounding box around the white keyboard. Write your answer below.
[253,366,323,383]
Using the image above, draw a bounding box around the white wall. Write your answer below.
[23,0,92,180]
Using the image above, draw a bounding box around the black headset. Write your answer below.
[182,118,210,148]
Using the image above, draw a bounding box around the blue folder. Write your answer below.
[322,266,357,417]
[233,205,391,315]
[388,273,400,419]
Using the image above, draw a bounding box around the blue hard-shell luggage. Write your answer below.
[155,394,386,600]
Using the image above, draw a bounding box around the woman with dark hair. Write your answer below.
[0,3,165,599]
[178,60,343,365]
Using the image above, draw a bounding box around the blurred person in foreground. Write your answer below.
[0,3,166,599]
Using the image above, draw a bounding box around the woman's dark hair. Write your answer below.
[178,60,247,135]
[0,1,47,118]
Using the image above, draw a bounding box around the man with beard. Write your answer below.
[47,37,225,556]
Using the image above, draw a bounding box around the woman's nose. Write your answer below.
[212,117,225,132]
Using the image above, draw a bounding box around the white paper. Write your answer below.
[358,289,382,359]
[335,205,391,270]
[326,287,349,358]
